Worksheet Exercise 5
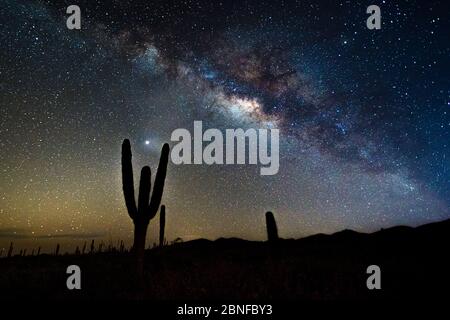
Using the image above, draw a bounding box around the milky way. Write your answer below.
[0,0,449,252]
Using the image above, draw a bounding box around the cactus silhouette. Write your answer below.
[90,240,95,254]
[265,211,279,242]
[121,139,170,279]
[7,242,13,258]
[55,243,60,256]
[159,205,166,247]
[37,246,41,256]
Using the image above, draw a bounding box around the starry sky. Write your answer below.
[1,0,449,253]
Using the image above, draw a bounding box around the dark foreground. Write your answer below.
[0,219,448,300]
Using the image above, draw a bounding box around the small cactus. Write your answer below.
[265,211,279,242]
[121,139,169,279]
[159,205,166,247]
[37,246,41,256]
[90,240,95,254]
[55,243,60,256]
[7,242,13,258]
[82,241,87,255]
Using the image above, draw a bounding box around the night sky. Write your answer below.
[1,0,449,253]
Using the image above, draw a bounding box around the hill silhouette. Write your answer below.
[0,218,448,300]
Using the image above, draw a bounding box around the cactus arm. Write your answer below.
[137,166,151,219]
[122,139,138,220]
[148,143,170,218]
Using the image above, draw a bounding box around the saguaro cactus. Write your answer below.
[159,205,166,247]
[265,211,279,242]
[121,139,169,279]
